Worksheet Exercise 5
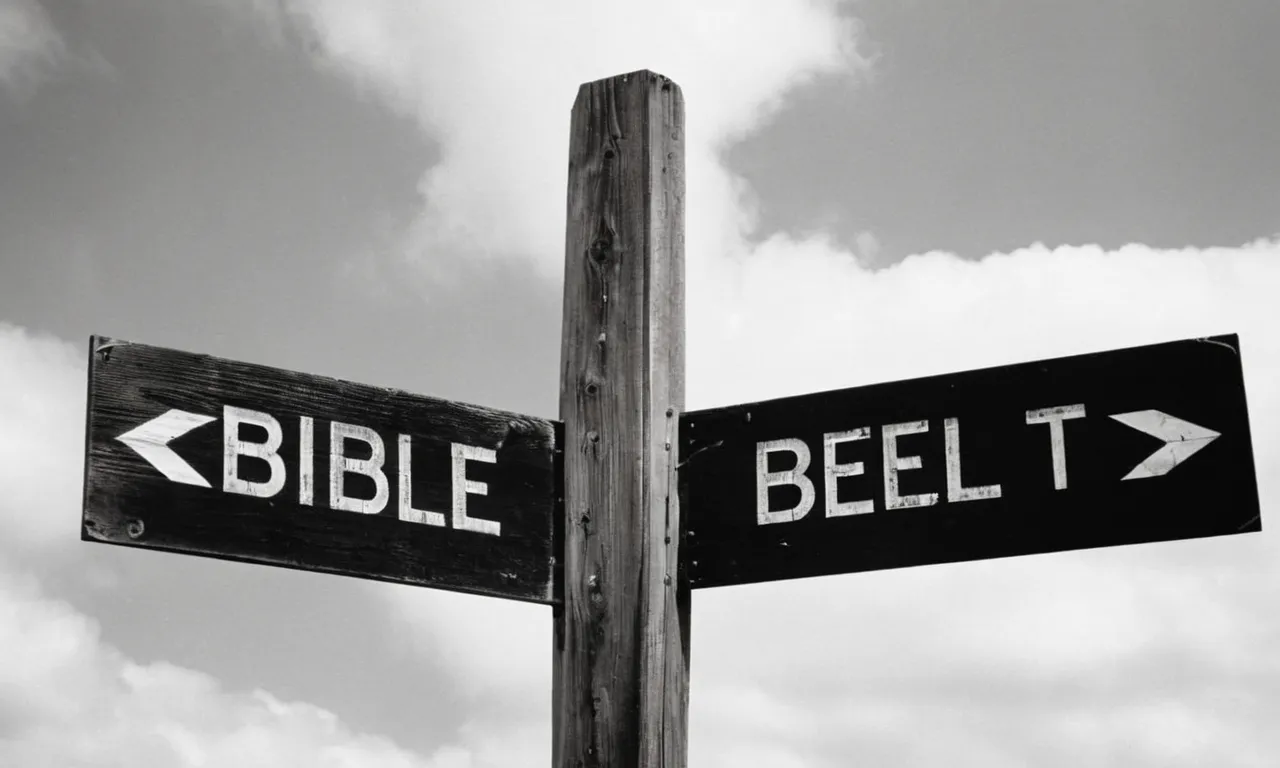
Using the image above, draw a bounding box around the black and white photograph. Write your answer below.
[1,2,1276,765]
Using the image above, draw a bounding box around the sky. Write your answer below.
[1,0,1278,765]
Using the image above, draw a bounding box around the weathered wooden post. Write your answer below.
[553,70,689,766]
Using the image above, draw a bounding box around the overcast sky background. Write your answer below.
[1,1,1278,765]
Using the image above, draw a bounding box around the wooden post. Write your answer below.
[554,70,689,766]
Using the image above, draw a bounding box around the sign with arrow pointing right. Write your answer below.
[679,334,1262,589]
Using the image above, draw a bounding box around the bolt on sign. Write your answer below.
[678,334,1262,589]
[82,337,563,603]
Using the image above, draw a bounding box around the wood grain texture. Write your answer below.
[680,334,1262,589]
[82,336,562,604]
[553,70,688,767]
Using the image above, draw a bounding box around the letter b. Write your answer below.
[756,438,815,525]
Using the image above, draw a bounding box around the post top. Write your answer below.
[586,68,673,82]
[578,69,679,90]
[573,70,683,113]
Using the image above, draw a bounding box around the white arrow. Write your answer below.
[116,409,217,487]
[1109,409,1221,480]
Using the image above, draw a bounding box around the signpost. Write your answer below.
[83,336,562,603]
[679,335,1260,589]
[78,70,1264,767]
[553,70,688,766]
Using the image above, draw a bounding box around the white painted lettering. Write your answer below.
[398,435,445,527]
[299,416,314,506]
[223,406,286,498]
[882,420,938,510]
[452,443,499,535]
[756,438,815,525]
[329,421,389,514]
[823,428,873,517]
[944,417,1001,502]
[1026,404,1086,490]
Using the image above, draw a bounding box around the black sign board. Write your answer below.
[82,337,563,603]
[679,335,1261,589]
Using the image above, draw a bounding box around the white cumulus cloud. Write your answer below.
[0,323,85,559]
[234,0,868,279]
[0,564,462,768]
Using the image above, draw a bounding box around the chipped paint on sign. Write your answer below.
[398,435,445,527]
[84,336,561,603]
[224,406,286,499]
[756,438,814,525]
[752,405,1223,525]
[883,420,938,510]
[1026,404,1086,490]
[823,428,872,518]
[1110,409,1221,480]
[123,406,514,530]
[451,443,500,536]
[681,334,1261,589]
[299,416,315,506]
[330,421,389,515]
[944,417,1002,502]
[116,409,216,487]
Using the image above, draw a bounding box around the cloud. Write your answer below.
[690,236,1280,407]
[0,324,85,559]
[231,0,868,280]
[0,0,65,96]
[0,564,460,768]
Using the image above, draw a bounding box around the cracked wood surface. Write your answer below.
[553,70,689,768]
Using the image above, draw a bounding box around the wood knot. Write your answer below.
[582,371,605,397]
[589,239,610,263]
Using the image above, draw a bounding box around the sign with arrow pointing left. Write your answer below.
[679,334,1262,589]
[82,337,563,604]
